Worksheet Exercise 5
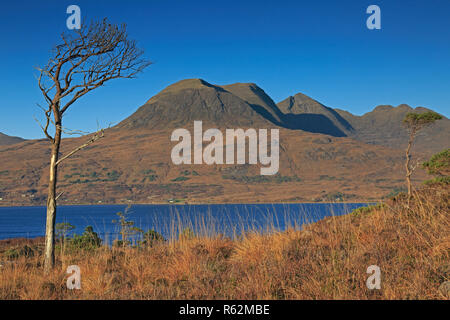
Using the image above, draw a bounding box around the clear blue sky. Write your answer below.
[0,0,449,139]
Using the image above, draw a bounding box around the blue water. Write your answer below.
[0,203,371,241]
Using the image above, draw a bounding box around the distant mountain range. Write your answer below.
[0,79,448,205]
[116,79,449,154]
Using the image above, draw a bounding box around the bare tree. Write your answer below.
[36,19,151,273]
[402,111,442,198]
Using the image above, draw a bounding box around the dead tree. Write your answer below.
[36,19,151,273]
[402,111,442,198]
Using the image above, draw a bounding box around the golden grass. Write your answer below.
[0,185,448,300]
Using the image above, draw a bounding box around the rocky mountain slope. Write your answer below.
[277,93,354,136]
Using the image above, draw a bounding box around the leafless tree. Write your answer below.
[36,19,151,273]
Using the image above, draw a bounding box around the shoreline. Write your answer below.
[0,200,382,208]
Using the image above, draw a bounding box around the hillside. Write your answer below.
[335,104,450,154]
[0,132,25,146]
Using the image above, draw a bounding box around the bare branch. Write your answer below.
[34,104,54,142]
[56,129,105,166]
[36,18,151,132]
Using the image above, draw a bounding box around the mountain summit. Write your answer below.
[220,82,284,125]
[277,93,354,137]
[116,79,275,130]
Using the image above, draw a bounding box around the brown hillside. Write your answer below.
[0,126,425,206]
[0,132,25,146]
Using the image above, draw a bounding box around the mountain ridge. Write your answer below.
[115,79,275,130]
[115,78,448,154]
[0,132,25,146]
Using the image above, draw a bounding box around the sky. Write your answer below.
[0,0,449,139]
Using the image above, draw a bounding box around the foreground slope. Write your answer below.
[1,184,448,299]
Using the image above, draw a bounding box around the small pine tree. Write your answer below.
[402,112,442,197]
[55,222,75,256]
[422,149,450,185]
[112,206,143,247]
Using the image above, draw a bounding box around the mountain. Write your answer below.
[276,92,448,154]
[117,81,448,156]
[277,93,354,136]
[220,82,284,126]
[0,132,25,146]
[0,79,431,206]
[335,104,450,154]
[115,79,275,130]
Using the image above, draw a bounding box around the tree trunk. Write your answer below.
[43,125,62,273]
[405,131,414,198]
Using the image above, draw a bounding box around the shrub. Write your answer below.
[422,149,450,186]
[385,187,407,199]
[351,204,385,217]
[171,176,190,182]
[68,226,102,250]
[4,245,34,260]
[424,176,450,185]
[141,229,165,247]
[4,248,19,259]
[423,149,450,176]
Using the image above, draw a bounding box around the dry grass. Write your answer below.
[0,185,448,300]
